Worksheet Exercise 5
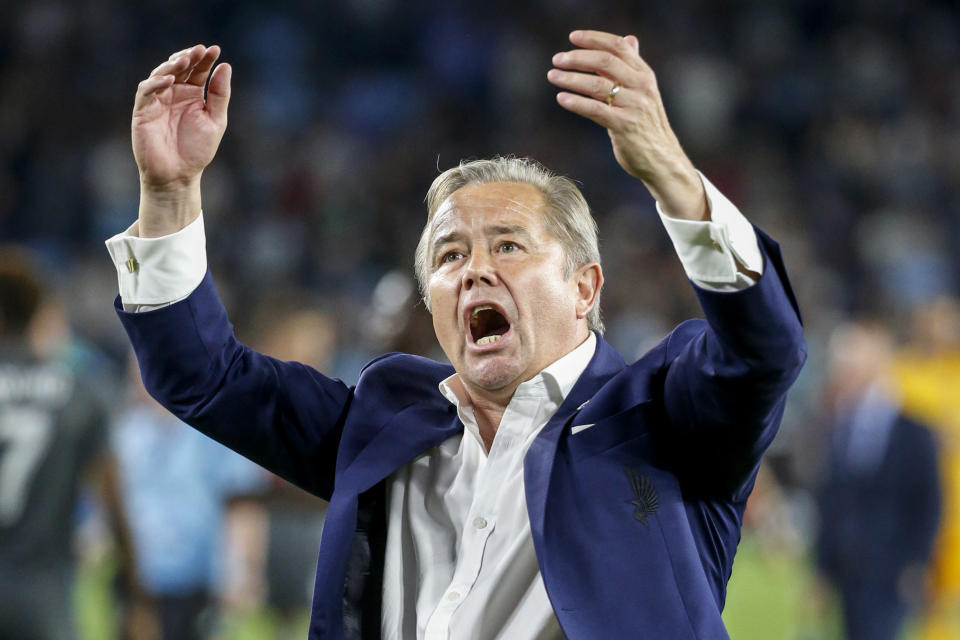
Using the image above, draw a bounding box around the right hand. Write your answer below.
[548,31,707,221]
[131,45,231,236]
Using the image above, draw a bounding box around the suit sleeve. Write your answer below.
[115,270,352,500]
[660,228,807,500]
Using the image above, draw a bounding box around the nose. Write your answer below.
[463,249,498,290]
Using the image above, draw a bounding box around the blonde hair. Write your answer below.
[415,157,603,333]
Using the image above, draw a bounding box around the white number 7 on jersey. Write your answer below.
[0,407,54,525]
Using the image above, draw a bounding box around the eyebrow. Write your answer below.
[431,224,534,253]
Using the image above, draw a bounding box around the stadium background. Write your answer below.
[2,0,959,637]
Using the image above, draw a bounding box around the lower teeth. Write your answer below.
[476,335,502,345]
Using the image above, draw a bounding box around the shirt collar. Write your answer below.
[438,332,597,410]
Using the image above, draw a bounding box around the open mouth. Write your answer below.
[469,305,511,346]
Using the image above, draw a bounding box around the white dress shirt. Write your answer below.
[105,172,763,638]
[382,333,596,640]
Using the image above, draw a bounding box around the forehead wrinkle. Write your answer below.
[432,223,531,246]
[484,224,534,243]
[431,229,464,253]
[427,184,549,263]
[430,195,545,239]
[501,195,544,217]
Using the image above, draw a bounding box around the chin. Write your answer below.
[462,357,524,391]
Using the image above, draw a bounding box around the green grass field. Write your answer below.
[74,554,310,640]
[722,535,842,639]
[77,534,932,639]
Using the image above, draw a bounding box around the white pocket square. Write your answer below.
[570,423,595,435]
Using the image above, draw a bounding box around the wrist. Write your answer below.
[138,177,202,238]
[643,162,708,222]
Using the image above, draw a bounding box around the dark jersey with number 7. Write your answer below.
[0,346,109,638]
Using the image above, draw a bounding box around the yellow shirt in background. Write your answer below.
[894,350,960,600]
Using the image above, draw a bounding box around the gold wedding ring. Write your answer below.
[606,84,621,105]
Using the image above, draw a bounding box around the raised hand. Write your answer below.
[548,30,707,221]
[131,45,231,236]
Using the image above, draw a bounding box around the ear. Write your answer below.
[572,263,603,321]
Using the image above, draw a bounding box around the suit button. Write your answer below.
[473,517,488,530]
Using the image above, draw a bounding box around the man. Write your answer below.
[894,298,960,640]
[108,31,805,638]
[817,321,941,640]
[112,353,267,640]
[0,248,152,639]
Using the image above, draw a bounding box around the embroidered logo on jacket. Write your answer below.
[623,466,659,524]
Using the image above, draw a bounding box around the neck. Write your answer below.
[459,327,593,451]
[471,395,506,452]
[455,375,516,452]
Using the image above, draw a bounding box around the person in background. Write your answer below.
[817,319,942,640]
[112,353,267,640]
[894,298,960,640]
[0,247,153,640]
[244,297,336,638]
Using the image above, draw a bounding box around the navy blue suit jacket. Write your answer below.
[116,229,805,639]
[817,413,941,590]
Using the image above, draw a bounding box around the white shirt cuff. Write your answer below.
[105,214,207,311]
[657,171,763,291]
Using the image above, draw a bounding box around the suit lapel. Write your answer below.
[339,403,463,495]
[524,333,626,540]
[338,333,630,507]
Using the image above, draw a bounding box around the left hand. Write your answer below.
[548,30,708,220]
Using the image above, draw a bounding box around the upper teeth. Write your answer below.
[471,305,492,319]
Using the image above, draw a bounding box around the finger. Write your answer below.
[569,30,635,58]
[205,62,231,127]
[168,47,194,61]
[186,45,221,87]
[133,75,174,111]
[555,91,616,129]
[551,49,637,84]
[568,30,652,76]
[150,54,192,79]
[547,68,618,102]
[172,44,207,83]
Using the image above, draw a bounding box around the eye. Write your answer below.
[498,241,519,254]
[439,250,464,265]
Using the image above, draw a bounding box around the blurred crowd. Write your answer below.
[2,0,960,638]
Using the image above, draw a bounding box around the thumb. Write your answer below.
[624,35,640,55]
[206,62,232,127]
